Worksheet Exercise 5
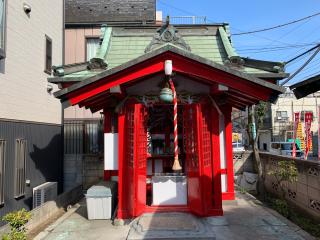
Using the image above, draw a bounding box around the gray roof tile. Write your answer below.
[65,0,156,24]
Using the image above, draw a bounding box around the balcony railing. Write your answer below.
[170,16,207,25]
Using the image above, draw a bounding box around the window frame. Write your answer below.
[85,36,100,62]
[44,35,52,75]
[276,111,288,118]
[0,139,6,206]
[14,139,27,199]
[0,0,7,59]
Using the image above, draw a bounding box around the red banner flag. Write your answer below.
[304,112,313,160]
[318,106,320,161]
[292,112,300,158]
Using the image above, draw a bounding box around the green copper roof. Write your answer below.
[106,36,153,69]
[50,24,287,82]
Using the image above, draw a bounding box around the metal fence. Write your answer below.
[64,120,103,155]
[170,16,207,25]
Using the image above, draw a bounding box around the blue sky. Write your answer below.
[156,0,320,85]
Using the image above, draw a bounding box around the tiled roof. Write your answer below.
[65,0,156,24]
[50,24,288,82]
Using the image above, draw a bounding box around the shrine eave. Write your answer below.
[53,44,285,103]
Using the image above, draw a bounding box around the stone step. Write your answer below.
[127,212,215,240]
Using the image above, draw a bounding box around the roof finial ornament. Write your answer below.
[165,15,170,27]
[144,15,191,53]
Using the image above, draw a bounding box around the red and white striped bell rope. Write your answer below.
[169,78,182,171]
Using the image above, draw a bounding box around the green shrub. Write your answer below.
[2,209,31,240]
[268,160,298,199]
[272,199,290,218]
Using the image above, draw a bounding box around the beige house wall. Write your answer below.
[65,27,100,65]
[0,0,63,124]
[64,27,102,119]
[271,90,320,136]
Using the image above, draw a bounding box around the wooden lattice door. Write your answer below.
[199,104,214,213]
[183,104,204,215]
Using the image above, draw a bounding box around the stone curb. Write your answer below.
[33,203,81,240]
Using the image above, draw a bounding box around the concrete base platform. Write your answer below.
[36,192,315,240]
[127,213,215,240]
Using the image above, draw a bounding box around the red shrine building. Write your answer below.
[49,21,286,219]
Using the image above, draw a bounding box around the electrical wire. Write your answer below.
[157,0,320,80]
[237,43,318,54]
[232,12,320,36]
[157,0,312,46]
[237,43,317,51]
[281,46,320,86]
[286,44,320,65]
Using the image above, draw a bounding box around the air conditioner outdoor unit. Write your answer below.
[33,182,58,209]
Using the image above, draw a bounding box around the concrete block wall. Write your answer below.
[233,151,254,175]
[0,185,83,238]
[64,154,103,191]
[25,185,83,232]
[64,154,83,191]
[261,152,320,222]
[83,155,104,189]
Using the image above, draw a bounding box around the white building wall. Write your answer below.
[219,114,228,193]
[271,90,320,137]
[0,0,63,124]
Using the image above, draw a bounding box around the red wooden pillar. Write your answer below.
[117,111,126,219]
[211,106,223,214]
[222,105,235,200]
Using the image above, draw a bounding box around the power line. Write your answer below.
[238,43,317,51]
[286,44,320,65]
[281,46,320,86]
[237,43,318,54]
[232,12,320,36]
[158,0,310,45]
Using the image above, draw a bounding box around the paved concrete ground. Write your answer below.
[37,192,315,240]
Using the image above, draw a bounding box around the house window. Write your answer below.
[14,139,27,198]
[0,0,6,59]
[276,111,288,118]
[45,36,52,74]
[86,38,100,61]
[275,111,288,122]
[0,140,6,205]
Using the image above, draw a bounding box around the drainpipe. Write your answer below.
[60,0,65,193]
